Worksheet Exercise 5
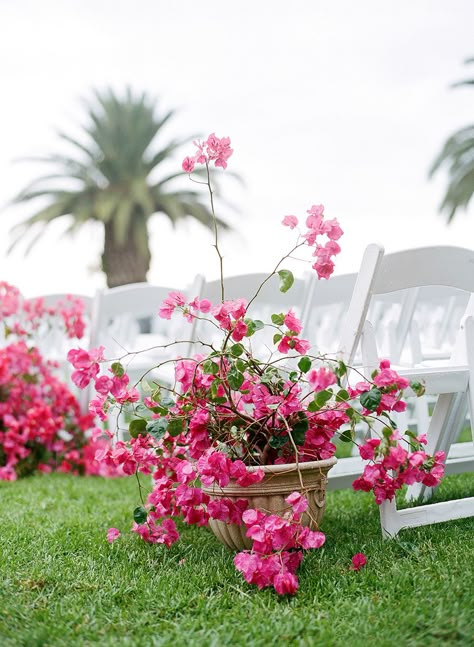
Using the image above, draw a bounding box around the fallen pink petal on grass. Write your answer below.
[351,552,367,571]
[107,527,121,543]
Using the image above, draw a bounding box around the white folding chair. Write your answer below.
[301,272,357,356]
[89,279,203,439]
[336,244,474,537]
[191,272,314,357]
[301,271,424,366]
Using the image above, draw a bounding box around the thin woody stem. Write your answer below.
[205,160,225,302]
[245,240,307,312]
[281,418,322,527]
[281,417,305,490]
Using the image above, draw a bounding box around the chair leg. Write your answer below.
[380,499,403,538]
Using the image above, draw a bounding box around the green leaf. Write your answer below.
[314,389,333,408]
[167,418,184,437]
[271,313,285,326]
[269,434,289,449]
[298,356,312,373]
[129,418,148,438]
[111,361,125,378]
[245,320,256,337]
[277,269,294,293]
[210,396,227,404]
[346,407,362,424]
[160,396,175,408]
[360,388,382,411]
[235,359,247,372]
[289,371,299,382]
[230,343,244,357]
[210,379,221,399]
[335,389,350,402]
[290,413,309,446]
[339,429,353,443]
[273,333,283,344]
[133,506,147,524]
[380,411,398,430]
[151,387,162,402]
[227,370,244,390]
[410,381,426,397]
[335,361,347,379]
[146,417,168,440]
[291,426,307,446]
[150,405,168,415]
[202,359,219,375]
[244,319,265,337]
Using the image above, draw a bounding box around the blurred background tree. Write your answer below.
[9,88,227,287]
[430,58,474,223]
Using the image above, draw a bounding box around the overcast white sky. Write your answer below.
[1,0,473,297]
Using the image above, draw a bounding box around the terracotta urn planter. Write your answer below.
[202,456,337,550]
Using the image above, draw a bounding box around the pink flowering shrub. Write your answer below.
[68,133,445,595]
[0,282,116,480]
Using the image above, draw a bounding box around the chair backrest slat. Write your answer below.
[373,246,474,294]
[341,244,474,368]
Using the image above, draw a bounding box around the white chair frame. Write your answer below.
[329,244,474,536]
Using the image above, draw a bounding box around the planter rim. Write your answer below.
[245,456,337,474]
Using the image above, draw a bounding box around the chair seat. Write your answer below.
[397,365,470,396]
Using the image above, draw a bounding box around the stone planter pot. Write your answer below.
[202,456,337,551]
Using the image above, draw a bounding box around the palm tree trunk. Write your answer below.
[102,221,151,288]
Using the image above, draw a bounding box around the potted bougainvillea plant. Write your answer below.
[0,285,116,480]
[68,133,445,596]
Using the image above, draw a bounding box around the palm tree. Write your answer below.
[430,57,474,223]
[10,88,228,287]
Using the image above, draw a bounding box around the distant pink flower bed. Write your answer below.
[0,282,118,480]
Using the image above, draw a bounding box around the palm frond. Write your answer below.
[430,59,474,222]
[9,87,237,285]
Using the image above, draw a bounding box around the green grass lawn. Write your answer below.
[1,472,474,647]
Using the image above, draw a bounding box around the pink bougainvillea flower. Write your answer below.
[182,156,195,173]
[373,361,410,390]
[351,552,367,571]
[277,334,311,355]
[189,296,212,313]
[94,375,114,395]
[298,527,326,550]
[185,133,233,170]
[282,215,299,229]
[321,218,344,241]
[358,438,381,461]
[273,571,299,596]
[158,291,187,320]
[285,491,308,515]
[284,309,302,334]
[68,346,105,389]
[306,204,325,218]
[230,460,264,487]
[0,281,21,318]
[312,258,335,280]
[307,367,337,392]
[106,527,121,543]
[231,319,248,342]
